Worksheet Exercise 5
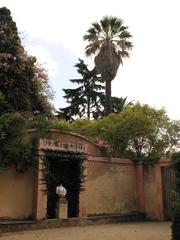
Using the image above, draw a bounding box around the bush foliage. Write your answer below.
[0,113,71,173]
[70,103,180,161]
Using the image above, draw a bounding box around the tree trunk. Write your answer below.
[105,79,112,116]
[87,96,90,119]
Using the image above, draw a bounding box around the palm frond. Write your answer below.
[85,42,100,56]
[119,31,132,39]
[125,41,133,49]
[116,40,133,50]
[120,25,128,31]
[92,22,101,33]
[87,27,97,35]
[70,79,84,84]
[118,50,130,58]
[83,33,97,41]
[100,16,110,36]
[111,17,123,33]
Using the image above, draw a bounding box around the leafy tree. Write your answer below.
[58,59,104,120]
[100,104,180,159]
[0,91,11,113]
[84,16,133,115]
[0,7,53,116]
[71,103,180,160]
[70,119,97,139]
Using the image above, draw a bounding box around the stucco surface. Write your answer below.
[87,159,137,215]
[0,169,34,220]
[144,165,157,219]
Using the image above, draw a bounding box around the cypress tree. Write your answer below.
[0,7,53,116]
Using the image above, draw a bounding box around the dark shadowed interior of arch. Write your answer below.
[43,151,85,219]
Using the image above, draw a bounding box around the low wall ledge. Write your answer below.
[88,157,133,164]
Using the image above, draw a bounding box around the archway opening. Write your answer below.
[43,151,85,219]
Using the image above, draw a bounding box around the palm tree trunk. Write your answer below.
[105,79,112,115]
[87,96,90,119]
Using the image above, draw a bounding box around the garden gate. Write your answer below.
[161,166,179,220]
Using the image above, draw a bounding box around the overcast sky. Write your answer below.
[1,0,180,120]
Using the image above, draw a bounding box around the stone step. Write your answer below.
[0,212,146,233]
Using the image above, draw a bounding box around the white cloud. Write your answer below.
[25,45,58,79]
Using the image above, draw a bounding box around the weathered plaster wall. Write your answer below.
[144,165,157,219]
[0,169,34,220]
[87,157,137,215]
[143,158,171,220]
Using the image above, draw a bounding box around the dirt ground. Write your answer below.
[0,221,171,240]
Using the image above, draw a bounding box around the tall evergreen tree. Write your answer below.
[0,7,53,116]
[84,16,133,115]
[58,59,104,120]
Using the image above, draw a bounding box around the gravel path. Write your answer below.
[0,222,171,240]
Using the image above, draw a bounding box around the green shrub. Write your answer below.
[0,113,36,173]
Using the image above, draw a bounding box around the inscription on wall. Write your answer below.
[39,138,87,153]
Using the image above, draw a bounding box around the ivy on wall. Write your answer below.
[0,113,72,173]
[0,114,36,173]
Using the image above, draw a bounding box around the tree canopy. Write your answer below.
[0,7,53,116]
[71,103,180,161]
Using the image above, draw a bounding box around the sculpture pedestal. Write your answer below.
[56,197,68,219]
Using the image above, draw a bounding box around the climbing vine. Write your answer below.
[0,113,37,173]
[0,113,72,173]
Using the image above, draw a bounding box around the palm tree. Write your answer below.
[83,16,133,115]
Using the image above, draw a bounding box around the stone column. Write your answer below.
[135,162,145,212]
[154,163,164,220]
[56,198,68,219]
[79,157,88,218]
[33,148,47,220]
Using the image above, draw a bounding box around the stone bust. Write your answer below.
[56,184,67,198]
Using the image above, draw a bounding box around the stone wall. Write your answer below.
[0,169,34,220]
